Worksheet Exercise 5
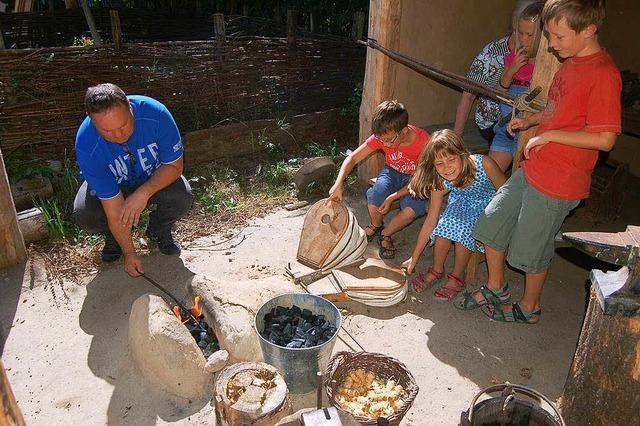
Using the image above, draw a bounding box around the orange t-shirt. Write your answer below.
[521,49,621,200]
[366,125,430,175]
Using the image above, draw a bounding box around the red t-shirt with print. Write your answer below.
[521,49,621,200]
[366,125,430,175]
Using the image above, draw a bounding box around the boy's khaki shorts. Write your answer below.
[472,169,579,273]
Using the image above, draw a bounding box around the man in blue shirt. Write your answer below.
[72,83,192,276]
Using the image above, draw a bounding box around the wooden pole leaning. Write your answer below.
[0,148,27,268]
[287,9,297,47]
[110,10,121,52]
[79,0,102,45]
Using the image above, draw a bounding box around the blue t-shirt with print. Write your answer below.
[75,95,183,200]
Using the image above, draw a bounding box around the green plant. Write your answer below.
[304,140,338,159]
[341,82,363,125]
[72,36,94,47]
[255,129,286,160]
[33,197,76,241]
[265,160,294,186]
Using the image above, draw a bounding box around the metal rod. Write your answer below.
[139,273,205,330]
[359,38,519,107]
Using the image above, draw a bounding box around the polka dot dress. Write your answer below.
[432,154,496,252]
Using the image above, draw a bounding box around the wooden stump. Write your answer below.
[214,362,291,425]
[0,148,26,268]
[559,289,640,425]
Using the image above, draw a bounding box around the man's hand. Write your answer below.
[119,190,149,227]
[328,183,343,202]
[124,253,144,277]
[524,134,549,158]
[401,257,416,274]
[378,196,396,215]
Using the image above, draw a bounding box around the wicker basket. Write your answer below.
[325,351,419,425]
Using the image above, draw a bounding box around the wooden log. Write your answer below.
[0,148,27,268]
[512,35,561,169]
[64,0,78,8]
[213,13,226,43]
[214,362,291,425]
[358,0,401,184]
[10,175,53,212]
[287,9,297,47]
[352,11,366,42]
[110,10,122,52]
[0,359,26,426]
[18,207,47,243]
[79,0,102,45]
[559,289,640,425]
[183,109,355,166]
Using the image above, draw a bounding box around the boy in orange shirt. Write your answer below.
[457,0,621,323]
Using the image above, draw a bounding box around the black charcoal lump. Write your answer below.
[261,305,338,349]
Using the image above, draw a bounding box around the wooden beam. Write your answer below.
[287,9,297,47]
[512,35,561,169]
[79,0,102,45]
[0,148,27,268]
[352,11,366,42]
[358,1,401,184]
[213,13,226,43]
[110,9,122,51]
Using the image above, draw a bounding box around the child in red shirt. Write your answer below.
[457,0,621,324]
[329,100,429,259]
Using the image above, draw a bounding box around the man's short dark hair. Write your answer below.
[371,100,409,135]
[84,83,129,115]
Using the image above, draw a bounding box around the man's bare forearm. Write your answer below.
[136,159,183,199]
[102,195,135,253]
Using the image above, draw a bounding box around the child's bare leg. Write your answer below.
[451,243,473,281]
[472,244,506,303]
[367,203,383,226]
[432,237,452,273]
[380,207,415,237]
[488,151,513,173]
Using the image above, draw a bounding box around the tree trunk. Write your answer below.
[559,289,640,425]
[0,148,27,268]
[358,2,400,183]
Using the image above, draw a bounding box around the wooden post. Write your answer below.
[242,3,249,16]
[110,10,121,51]
[213,13,226,43]
[79,0,102,45]
[0,148,27,268]
[559,290,640,424]
[0,359,25,426]
[0,24,5,50]
[64,0,78,9]
[358,1,400,183]
[309,12,316,33]
[287,9,297,47]
[273,5,282,27]
[352,11,366,42]
[512,35,561,169]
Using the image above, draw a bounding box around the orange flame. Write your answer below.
[191,296,202,318]
[172,305,183,322]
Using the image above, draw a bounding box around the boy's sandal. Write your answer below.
[433,273,465,301]
[453,284,511,311]
[364,224,383,242]
[378,235,396,259]
[482,301,541,324]
[411,267,444,293]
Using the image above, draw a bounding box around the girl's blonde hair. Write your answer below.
[409,129,476,197]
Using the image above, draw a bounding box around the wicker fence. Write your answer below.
[0,36,365,156]
[0,9,287,48]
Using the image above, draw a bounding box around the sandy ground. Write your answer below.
[1,179,636,426]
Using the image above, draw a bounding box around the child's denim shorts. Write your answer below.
[490,84,529,155]
[366,166,426,217]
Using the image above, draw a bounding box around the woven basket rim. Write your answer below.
[325,351,419,424]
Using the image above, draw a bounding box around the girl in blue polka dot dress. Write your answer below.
[402,129,506,300]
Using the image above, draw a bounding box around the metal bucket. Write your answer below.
[460,383,565,426]
[254,293,342,394]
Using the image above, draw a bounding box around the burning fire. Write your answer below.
[172,295,203,322]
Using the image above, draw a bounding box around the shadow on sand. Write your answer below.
[78,253,213,426]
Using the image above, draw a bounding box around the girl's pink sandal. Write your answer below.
[434,273,466,301]
[411,267,444,293]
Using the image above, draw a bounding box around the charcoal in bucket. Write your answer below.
[461,383,564,426]
[255,293,342,394]
[260,304,338,349]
